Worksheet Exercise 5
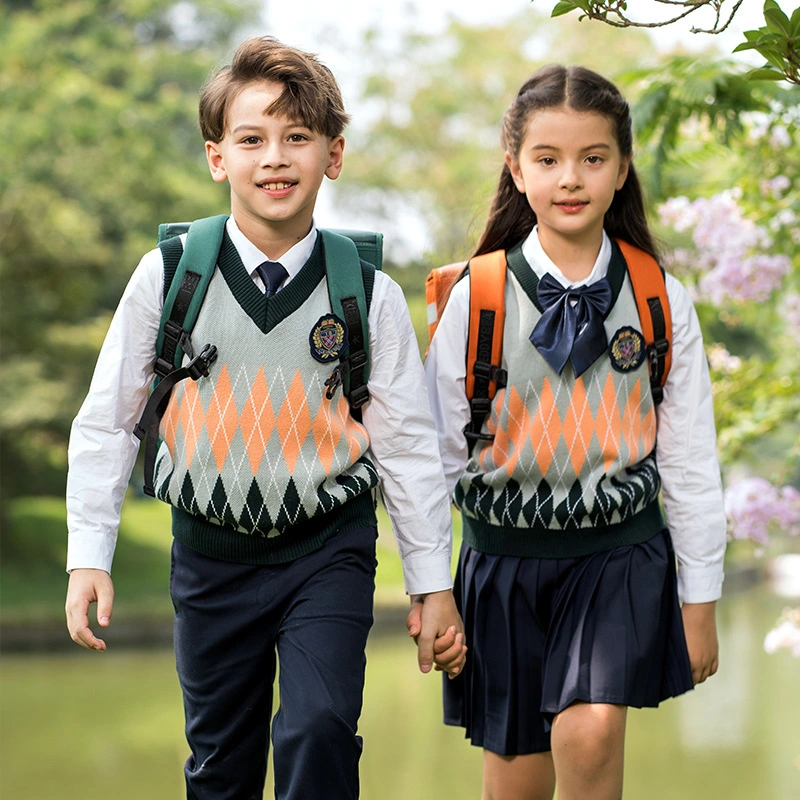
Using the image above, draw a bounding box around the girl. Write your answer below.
[424,65,726,800]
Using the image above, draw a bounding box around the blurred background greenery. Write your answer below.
[1,0,798,798]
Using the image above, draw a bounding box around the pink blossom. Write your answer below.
[724,477,800,545]
[781,293,800,342]
[706,344,742,372]
[658,191,791,305]
[764,608,800,657]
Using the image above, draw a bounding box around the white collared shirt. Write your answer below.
[67,216,454,595]
[424,227,726,603]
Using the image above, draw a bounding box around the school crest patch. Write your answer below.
[309,314,348,363]
[609,326,646,373]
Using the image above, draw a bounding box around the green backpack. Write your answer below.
[134,214,384,496]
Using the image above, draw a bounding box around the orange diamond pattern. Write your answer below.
[485,374,655,479]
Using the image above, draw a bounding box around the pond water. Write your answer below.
[1,583,798,799]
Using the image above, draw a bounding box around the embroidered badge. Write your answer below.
[609,326,646,372]
[309,314,348,363]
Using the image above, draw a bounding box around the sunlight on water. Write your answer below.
[1,584,798,800]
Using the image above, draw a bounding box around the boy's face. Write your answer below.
[206,80,343,247]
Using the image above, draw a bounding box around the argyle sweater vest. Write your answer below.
[154,233,380,564]
[455,242,664,558]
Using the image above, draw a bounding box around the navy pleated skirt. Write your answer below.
[443,528,694,755]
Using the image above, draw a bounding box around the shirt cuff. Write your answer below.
[66,531,116,574]
[400,553,454,596]
[677,564,724,604]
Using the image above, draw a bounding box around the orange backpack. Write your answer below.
[425,241,672,443]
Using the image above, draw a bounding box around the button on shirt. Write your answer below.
[423,227,726,604]
[67,217,454,595]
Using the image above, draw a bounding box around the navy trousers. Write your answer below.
[170,524,378,800]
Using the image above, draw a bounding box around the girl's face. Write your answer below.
[505,107,629,254]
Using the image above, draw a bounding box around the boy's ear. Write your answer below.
[206,141,228,183]
[324,136,345,181]
[504,151,525,194]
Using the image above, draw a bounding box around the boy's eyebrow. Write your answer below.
[230,120,312,135]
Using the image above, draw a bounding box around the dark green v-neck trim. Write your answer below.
[217,232,326,333]
[506,240,627,318]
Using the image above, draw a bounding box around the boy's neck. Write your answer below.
[233,211,313,261]
[536,228,604,283]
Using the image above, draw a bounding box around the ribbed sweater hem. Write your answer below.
[171,491,378,564]
[462,500,664,559]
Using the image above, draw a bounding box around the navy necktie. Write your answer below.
[255,260,288,298]
[529,273,612,377]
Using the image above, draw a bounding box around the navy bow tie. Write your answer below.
[529,273,612,377]
[256,260,288,298]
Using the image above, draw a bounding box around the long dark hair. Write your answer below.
[474,65,657,260]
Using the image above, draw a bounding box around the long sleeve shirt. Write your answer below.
[67,216,454,595]
[423,228,726,604]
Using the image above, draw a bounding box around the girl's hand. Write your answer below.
[681,601,719,685]
[406,590,467,678]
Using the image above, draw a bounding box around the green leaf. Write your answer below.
[764,6,792,38]
[551,1,579,17]
[744,67,785,81]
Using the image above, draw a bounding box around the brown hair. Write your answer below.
[199,36,350,142]
[474,64,658,260]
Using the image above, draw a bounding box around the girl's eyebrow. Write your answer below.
[530,142,612,151]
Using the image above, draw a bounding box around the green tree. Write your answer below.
[0,0,259,516]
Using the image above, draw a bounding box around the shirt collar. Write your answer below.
[520,225,611,288]
[225,216,318,281]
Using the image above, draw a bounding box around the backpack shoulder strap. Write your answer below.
[426,262,466,343]
[464,249,507,442]
[615,239,672,404]
[154,214,228,378]
[319,229,373,414]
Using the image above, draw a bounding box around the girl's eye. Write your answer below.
[539,157,556,166]
[586,155,604,164]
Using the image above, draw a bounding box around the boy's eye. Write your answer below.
[242,136,260,145]
[288,133,309,143]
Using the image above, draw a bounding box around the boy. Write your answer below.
[65,37,465,800]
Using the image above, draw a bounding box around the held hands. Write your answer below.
[681,601,719,685]
[65,568,115,651]
[406,589,467,679]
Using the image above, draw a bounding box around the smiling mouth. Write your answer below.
[259,181,296,191]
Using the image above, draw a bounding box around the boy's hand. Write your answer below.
[406,590,467,678]
[65,568,115,652]
[682,601,719,685]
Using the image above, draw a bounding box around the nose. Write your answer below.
[259,140,289,168]
[558,162,582,191]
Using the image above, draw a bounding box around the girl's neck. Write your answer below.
[536,228,603,283]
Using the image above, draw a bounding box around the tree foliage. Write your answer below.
[541,0,800,85]
[0,0,258,507]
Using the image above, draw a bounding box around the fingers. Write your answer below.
[65,569,114,652]
[417,625,436,674]
[406,598,423,639]
[434,630,467,679]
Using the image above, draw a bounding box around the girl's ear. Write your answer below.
[615,154,631,191]
[504,151,526,194]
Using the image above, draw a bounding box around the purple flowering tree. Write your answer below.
[657,107,800,655]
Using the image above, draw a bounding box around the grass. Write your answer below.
[1,494,462,627]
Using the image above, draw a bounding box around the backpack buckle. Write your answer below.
[186,344,218,380]
[349,384,371,409]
